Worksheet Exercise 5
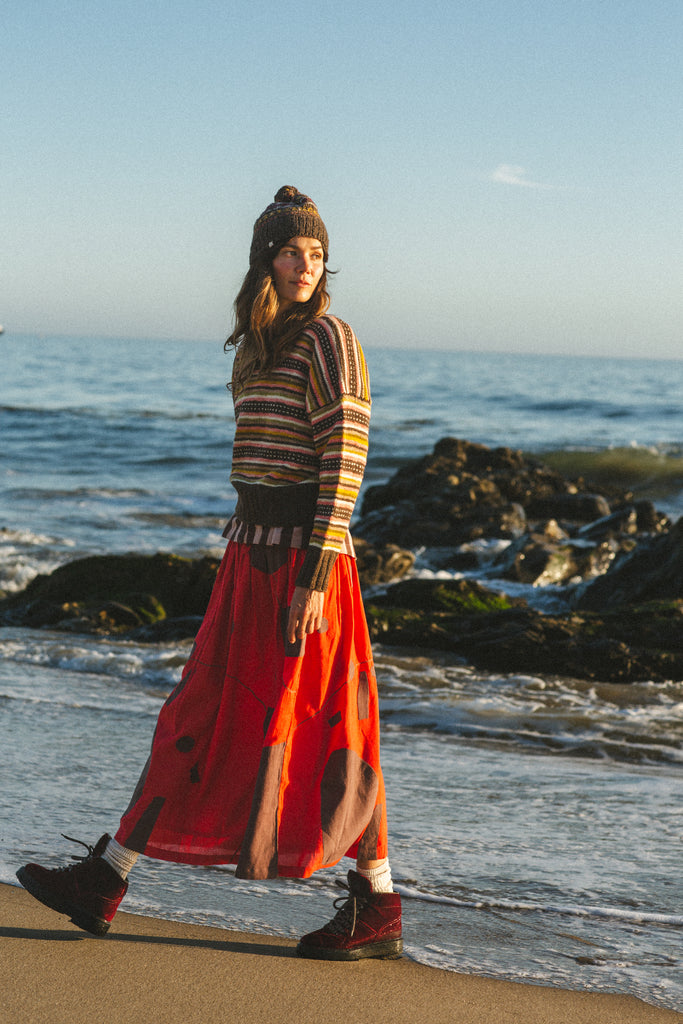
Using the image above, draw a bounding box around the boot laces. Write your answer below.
[327,879,369,938]
[51,833,97,873]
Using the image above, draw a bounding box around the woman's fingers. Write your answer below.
[287,587,324,643]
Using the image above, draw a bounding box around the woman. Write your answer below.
[16,186,402,961]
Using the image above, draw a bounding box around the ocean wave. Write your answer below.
[1,402,225,423]
[381,706,683,765]
[375,653,683,765]
[395,883,683,927]
[535,445,683,498]
[7,486,153,500]
[131,511,226,529]
[524,398,634,417]
[0,632,187,689]
[0,527,72,547]
[0,527,75,592]
[1,624,681,769]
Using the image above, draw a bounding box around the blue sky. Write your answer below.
[2,0,681,357]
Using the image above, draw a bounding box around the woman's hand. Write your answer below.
[287,586,325,644]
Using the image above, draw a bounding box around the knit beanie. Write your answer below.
[250,186,329,266]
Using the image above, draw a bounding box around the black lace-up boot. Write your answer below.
[16,834,127,936]
[297,870,402,961]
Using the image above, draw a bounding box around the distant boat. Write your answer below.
[0,326,4,334]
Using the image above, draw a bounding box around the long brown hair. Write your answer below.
[225,249,332,393]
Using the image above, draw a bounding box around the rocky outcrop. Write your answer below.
[364,577,683,683]
[353,437,681,681]
[0,553,219,635]
[357,437,618,548]
[1,438,680,682]
[355,438,672,592]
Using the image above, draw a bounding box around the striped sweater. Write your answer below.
[229,315,371,591]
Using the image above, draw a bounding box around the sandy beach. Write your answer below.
[2,882,679,1024]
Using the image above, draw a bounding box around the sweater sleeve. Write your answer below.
[296,316,371,591]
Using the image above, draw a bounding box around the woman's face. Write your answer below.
[271,236,324,309]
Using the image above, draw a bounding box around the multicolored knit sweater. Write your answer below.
[228,315,371,592]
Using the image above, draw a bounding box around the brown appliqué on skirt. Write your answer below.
[235,743,286,879]
[320,749,378,866]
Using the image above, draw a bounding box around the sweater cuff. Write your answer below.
[295,546,338,592]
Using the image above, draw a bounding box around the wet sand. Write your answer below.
[2,883,680,1024]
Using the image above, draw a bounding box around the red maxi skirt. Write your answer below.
[115,531,388,879]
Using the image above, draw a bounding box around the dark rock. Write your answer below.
[572,518,683,611]
[356,438,612,550]
[525,493,611,522]
[128,616,205,642]
[581,540,623,579]
[627,500,671,533]
[353,538,415,585]
[366,583,683,683]
[576,508,638,540]
[356,500,527,548]
[541,519,570,542]
[488,533,584,585]
[576,503,669,542]
[368,577,521,615]
[98,601,146,628]
[432,547,485,572]
[0,553,220,634]
[487,529,632,587]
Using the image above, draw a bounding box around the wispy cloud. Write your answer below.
[490,164,554,189]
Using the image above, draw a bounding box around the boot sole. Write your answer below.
[16,867,111,937]
[296,938,403,961]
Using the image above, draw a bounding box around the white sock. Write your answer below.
[102,837,139,880]
[356,858,393,893]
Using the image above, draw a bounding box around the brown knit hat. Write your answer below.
[250,186,329,266]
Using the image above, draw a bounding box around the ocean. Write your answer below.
[1,333,682,1011]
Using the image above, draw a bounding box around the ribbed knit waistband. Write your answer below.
[231,481,319,528]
